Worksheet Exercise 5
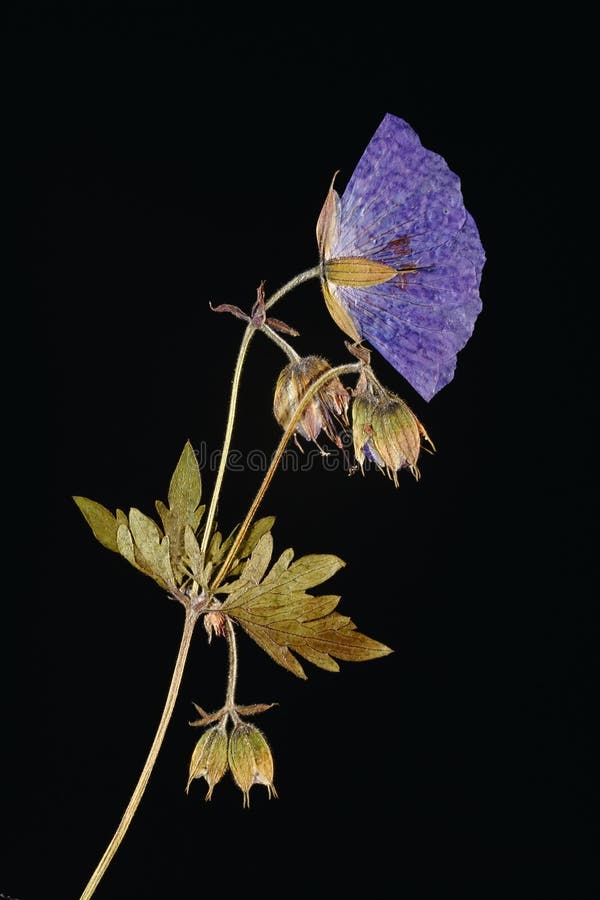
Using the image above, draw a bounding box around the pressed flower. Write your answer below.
[317,113,485,402]
[352,369,434,484]
[273,355,350,448]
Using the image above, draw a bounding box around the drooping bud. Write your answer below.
[186,725,229,800]
[352,369,434,485]
[273,355,349,448]
[228,722,277,807]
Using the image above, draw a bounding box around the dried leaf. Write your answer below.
[156,441,205,582]
[222,549,392,677]
[217,516,276,574]
[233,533,273,589]
[116,522,145,573]
[222,553,345,612]
[183,524,203,582]
[128,508,175,588]
[168,441,203,521]
[73,496,120,552]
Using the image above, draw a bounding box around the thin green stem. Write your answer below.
[210,361,361,592]
[199,267,319,562]
[200,324,253,559]
[78,605,201,900]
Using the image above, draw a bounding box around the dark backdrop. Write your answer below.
[5,7,592,900]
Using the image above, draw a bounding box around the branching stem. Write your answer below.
[199,266,319,562]
[210,361,361,592]
[79,265,321,898]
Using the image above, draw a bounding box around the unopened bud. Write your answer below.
[228,722,277,807]
[186,725,229,800]
[273,355,349,446]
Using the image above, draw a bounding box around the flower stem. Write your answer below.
[223,617,239,712]
[78,267,320,897]
[210,361,360,592]
[200,266,319,561]
[78,605,201,900]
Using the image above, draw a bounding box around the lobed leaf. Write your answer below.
[222,546,391,677]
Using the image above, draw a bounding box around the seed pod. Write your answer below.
[186,725,229,800]
[273,355,349,446]
[352,369,434,484]
[228,722,277,807]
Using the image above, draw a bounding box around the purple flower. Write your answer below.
[317,113,485,402]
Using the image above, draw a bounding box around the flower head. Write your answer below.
[273,355,349,448]
[317,113,485,402]
[352,369,434,485]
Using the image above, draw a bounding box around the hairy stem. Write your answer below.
[264,266,319,312]
[224,616,239,712]
[261,323,300,361]
[210,361,361,592]
[200,267,319,562]
[78,605,201,900]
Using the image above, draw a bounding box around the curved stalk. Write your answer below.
[223,617,239,712]
[78,605,201,900]
[210,361,361,592]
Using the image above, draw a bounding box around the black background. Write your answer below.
[4,6,593,900]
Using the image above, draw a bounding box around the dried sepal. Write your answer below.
[352,368,434,484]
[186,725,229,799]
[228,723,277,807]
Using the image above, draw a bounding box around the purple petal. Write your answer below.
[327,114,485,401]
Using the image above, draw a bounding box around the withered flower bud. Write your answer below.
[352,369,434,485]
[228,722,277,807]
[273,355,349,448]
[186,725,229,800]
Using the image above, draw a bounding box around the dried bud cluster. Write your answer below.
[187,721,276,806]
[273,355,349,448]
[352,369,434,484]
[272,354,433,484]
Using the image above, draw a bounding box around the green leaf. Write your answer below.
[73,496,120,552]
[168,440,202,518]
[221,548,392,677]
[128,508,175,588]
[214,516,277,575]
[221,553,344,612]
[232,516,276,562]
[155,441,205,583]
[183,524,203,582]
[116,522,145,573]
